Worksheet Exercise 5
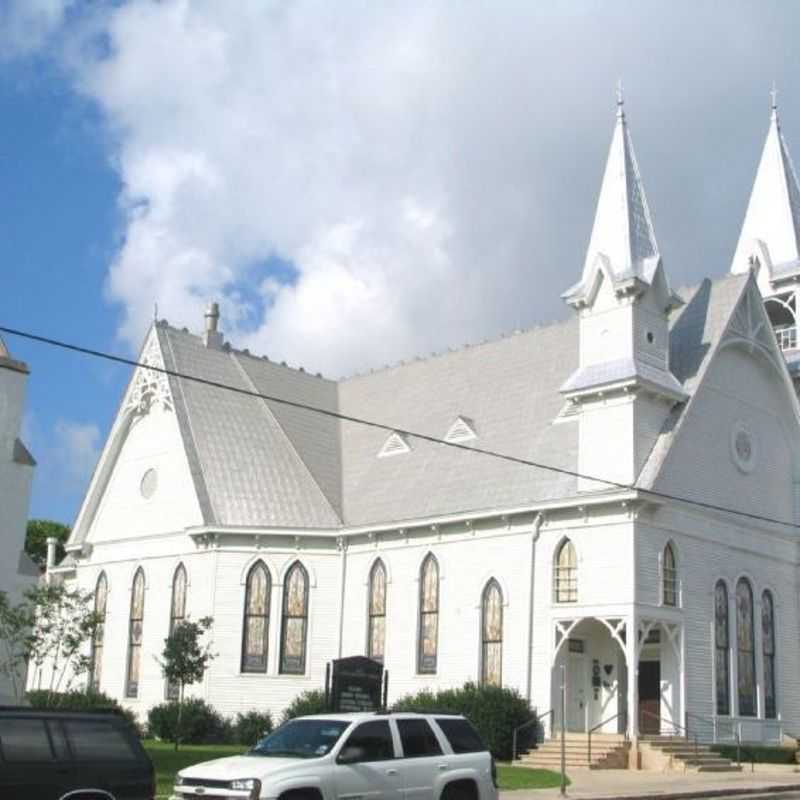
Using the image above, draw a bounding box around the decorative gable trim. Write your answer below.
[445,416,477,443]
[378,431,411,458]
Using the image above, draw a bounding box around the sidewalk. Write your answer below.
[503,767,800,800]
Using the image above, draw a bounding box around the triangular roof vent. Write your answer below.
[378,431,411,458]
[445,416,477,443]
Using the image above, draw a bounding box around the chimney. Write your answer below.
[46,537,57,577]
[203,301,224,349]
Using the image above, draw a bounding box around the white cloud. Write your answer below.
[0,0,74,59]
[13,1,800,375]
[52,420,101,486]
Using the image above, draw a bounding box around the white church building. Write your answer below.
[0,336,39,703]
[45,96,800,748]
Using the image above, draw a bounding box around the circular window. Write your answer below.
[730,422,756,474]
[140,468,158,499]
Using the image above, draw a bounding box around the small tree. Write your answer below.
[0,591,35,702]
[23,583,101,702]
[158,617,215,750]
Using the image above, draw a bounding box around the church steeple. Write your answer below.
[731,89,800,287]
[560,93,685,491]
[564,87,662,306]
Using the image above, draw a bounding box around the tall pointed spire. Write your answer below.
[572,89,660,297]
[731,89,800,278]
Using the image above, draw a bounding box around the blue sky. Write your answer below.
[0,53,125,524]
[2,1,800,527]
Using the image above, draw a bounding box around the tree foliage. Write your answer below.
[157,617,216,750]
[25,520,70,570]
[23,583,101,702]
[0,583,99,704]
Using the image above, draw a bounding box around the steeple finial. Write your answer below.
[770,82,779,122]
[616,80,625,119]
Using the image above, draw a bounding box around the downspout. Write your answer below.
[336,536,348,658]
[526,513,544,703]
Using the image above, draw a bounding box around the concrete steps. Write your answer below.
[518,735,629,770]
[639,735,742,773]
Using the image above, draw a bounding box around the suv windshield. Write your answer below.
[250,719,349,759]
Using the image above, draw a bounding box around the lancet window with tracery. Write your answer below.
[241,561,270,673]
[714,580,730,716]
[125,568,146,698]
[166,564,188,698]
[554,540,577,603]
[280,562,309,675]
[89,572,108,691]
[762,590,777,719]
[367,559,386,662]
[481,579,503,687]
[736,577,756,717]
[418,554,439,674]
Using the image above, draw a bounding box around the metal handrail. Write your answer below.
[512,709,551,761]
[587,710,627,763]
[640,709,700,767]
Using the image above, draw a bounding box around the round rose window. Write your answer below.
[730,422,756,474]
[140,468,158,499]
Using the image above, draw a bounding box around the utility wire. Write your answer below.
[2,322,798,532]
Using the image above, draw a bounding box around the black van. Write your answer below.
[0,707,155,800]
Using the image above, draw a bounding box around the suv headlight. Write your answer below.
[230,778,261,798]
[175,773,185,786]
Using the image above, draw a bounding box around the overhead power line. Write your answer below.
[1,322,798,532]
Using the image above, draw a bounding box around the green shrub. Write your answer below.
[26,689,142,737]
[712,744,796,764]
[147,699,232,744]
[281,690,329,724]
[392,682,531,760]
[235,710,274,746]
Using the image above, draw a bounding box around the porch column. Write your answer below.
[627,612,638,745]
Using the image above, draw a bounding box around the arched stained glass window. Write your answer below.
[714,580,730,716]
[736,578,756,717]
[554,540,577,603]
[762,590,776,719]
[166,564,188,697]
[280,562,309,674]
[241,561,270,673]
[663,544,677,606]
[367,559,387,662]
[481,579,503,687]
[89,572,108,691]
[418,554,439,674]
[125,568,145,698]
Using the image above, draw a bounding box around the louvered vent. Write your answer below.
[445,416,477,443]
[378,431,411,457]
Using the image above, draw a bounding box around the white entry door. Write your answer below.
[567,653,587,732]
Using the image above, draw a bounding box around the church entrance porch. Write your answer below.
[550,615,684,743]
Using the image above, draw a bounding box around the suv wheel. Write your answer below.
[441,781,478,800]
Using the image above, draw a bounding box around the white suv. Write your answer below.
[172,711,498,800]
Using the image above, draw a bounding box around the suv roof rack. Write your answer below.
[379,709,462,716]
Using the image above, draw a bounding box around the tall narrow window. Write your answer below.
[736,578,756,717]
[280,561,309,674]
[762,590,776,719]
[89,572,108,691]
[166,564,188,698]
[241,561,270,673]
[481,579,503,687]
[554,540,577,603]
[663,544,677,606]
[367,559,387,662]
[714,580,730,716]
[125,568,145,698]
[418,554,439,674]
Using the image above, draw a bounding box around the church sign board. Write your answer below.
[326,656,386,713]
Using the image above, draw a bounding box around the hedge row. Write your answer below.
[26,689,143,737]
[712,744,797,764]
[28,683,531,758]
[392,681,531,760]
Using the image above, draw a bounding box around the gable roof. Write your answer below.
[69,271,763,542]
[157,325,342,528]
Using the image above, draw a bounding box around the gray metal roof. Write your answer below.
[132,273,749,530]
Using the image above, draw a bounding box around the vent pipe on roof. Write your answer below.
[203,301,224,349]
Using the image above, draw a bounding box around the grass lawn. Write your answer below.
[143,740,567,798]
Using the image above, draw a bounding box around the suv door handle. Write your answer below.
[438,764,448,771]
[386,768,398,776]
